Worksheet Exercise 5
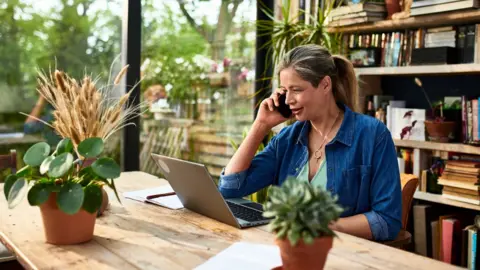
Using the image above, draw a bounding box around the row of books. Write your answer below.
[438,160,480,205]
[413,204,479,268]
[462,96,480,144]
[342,24,480,67]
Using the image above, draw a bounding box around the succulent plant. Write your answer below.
[263,177,343,246]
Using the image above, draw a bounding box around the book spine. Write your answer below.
[457,26,467,63]
[462,96,467,143]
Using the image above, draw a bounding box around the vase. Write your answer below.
[273,237,333,270]
[385,0,401,19]
[39,193,96,245]
[424,120,456,142]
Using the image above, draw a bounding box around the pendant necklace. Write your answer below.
[313,111,339,162]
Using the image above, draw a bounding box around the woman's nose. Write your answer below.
[285,92,294,105]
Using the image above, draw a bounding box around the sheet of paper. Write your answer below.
[194,242,281,270]
[148,195,184,210]
[123,185,175,202]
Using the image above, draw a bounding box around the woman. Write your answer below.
[218,44,402,242]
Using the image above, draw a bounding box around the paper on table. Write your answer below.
[123,185,184,210]
[194,242,282,270]
[148,195,183,210]
[123,185,175,202]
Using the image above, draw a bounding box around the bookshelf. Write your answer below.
[327,10,480,34]
[414,191,480,211]
[394,139,480,155]
[356,64,480,76]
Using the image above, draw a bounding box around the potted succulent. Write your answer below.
[3,65,140,245]
[263,177,343,270]
[414,78,456,142]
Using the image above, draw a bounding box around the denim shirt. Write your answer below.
[218,104,402,241]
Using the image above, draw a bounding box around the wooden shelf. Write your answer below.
[394,139,480,155]
[355,63,480,76]
[414,191,480,211]
[327,10,480,34]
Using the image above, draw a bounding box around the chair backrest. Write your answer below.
[0,150,17,173]
[400,173,419,229]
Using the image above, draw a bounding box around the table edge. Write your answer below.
[0,231,37,270]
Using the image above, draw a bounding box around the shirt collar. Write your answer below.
[296,103,355,147]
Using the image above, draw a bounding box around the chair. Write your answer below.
[383,173,419,249]
[0,150,17,264]
[0,150,17,174]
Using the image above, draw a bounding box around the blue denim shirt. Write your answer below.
[218,104,402,241]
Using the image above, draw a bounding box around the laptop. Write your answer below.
[150,153,273,228]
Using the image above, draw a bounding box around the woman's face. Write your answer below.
[279,67,330,122]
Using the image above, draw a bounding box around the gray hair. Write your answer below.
[277,44,359,112]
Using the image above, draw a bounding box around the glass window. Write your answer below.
[141,0,257,180]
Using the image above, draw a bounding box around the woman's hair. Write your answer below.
[277,44,359,112]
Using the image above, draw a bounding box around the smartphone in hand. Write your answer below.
[275,93,292,118]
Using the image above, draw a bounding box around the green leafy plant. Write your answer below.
[263,177,343,246]
[256,0,342,76]
[4,137,121,215]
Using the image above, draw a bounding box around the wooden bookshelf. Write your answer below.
[355,63,480,76]
[327,10,480,34]
[394,139,480,155]
[414,191,480,211]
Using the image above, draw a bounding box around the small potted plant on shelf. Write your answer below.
[414,77,456,142]
[3,65,141,245]
[263,177,343,270]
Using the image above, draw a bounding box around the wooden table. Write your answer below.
[0,171,463,270]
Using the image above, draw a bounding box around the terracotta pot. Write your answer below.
[274,237,333,270]
[424,120,456,142]
[98,188,109,217]
[39,193,96,245]
[385,0,401,19]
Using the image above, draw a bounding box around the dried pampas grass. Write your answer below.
[24,64,145,149]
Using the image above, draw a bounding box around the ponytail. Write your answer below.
[332,55,359,112]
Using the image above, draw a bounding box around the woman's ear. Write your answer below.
[319,76,332,94]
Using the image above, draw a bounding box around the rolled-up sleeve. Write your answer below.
[218,132,282,199]
[364,127,402,241]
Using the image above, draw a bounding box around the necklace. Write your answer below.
[313,110,340,161]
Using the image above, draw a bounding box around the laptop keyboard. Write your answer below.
[226,201,268,222]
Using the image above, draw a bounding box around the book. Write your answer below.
[123,185,184,210]
[410,0,479,16]
[330,2,386,17]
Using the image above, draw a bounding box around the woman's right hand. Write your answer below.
[255,88,290,129]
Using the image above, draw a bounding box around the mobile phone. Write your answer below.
[275,93,292,118]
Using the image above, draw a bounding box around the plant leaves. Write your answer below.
[57,182,84,215]
[4,174,17,199]
[23,142,50,167]
[7,178,28,209]
[82,184,103,214]
[16,165,31,177]
[56,138,73,154]
[109,179,121,204]
[91,158,120,179]
[27,183,51,206]
[78,137,104,158]
[48,153,74,178]
[40,156,55,175]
